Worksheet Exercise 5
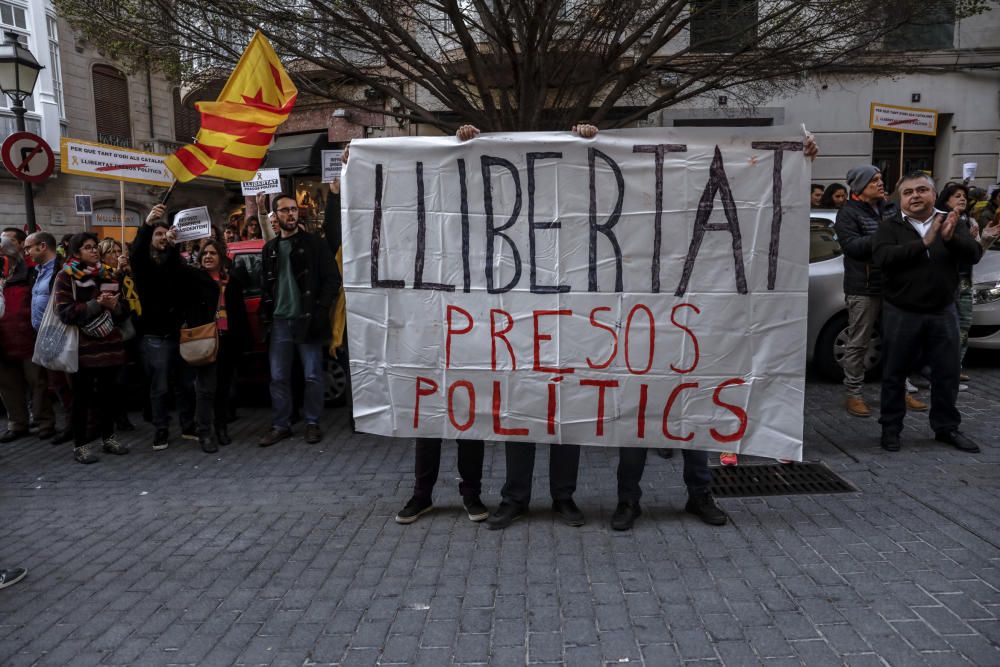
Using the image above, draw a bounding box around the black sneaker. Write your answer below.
[611,500,642,531]
[881,430,901,452]
[73,445,99,464]
[395,497,433,524]
[102,435,129,455]
[552,498,585,527]
[463,496,489,522]
[0,567,27,589]
[181,425,198,441]
[935,430,980,453]
[215,426,232,446]
[0,430,28,444]
[685,494,729,526]
[199,435,218,454]
[153,429,169,451]
[486,502,527,530]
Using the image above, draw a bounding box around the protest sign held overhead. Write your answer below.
[322,150,344,182]
[342,127,810,460]
[240,168,283,196]
[172,206,213,242]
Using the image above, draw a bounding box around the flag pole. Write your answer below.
[160,180,177,205]
[119,180,126,245]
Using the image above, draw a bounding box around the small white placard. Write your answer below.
[172,206,213,242]
[74,194,93,215]
[240,168,283,196]
[322,150,344,182]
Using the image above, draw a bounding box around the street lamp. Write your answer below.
[0,31,43,233]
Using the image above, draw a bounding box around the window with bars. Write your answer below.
[689,0,759,53]
[93,64,132,147]
[173,88,199,143]
[46,15,64,118]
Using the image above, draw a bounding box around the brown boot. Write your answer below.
[905,394,929,412]
[845,396,870,417]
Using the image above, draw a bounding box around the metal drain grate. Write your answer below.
[710,462,857,498]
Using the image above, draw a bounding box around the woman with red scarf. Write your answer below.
[53,233,131,464]
[179,239,250,452]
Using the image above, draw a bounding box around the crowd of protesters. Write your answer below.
[1,129,998,538]
[829,165,1000,454]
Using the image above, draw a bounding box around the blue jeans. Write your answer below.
[269,319,325,430]
[141,335,194,432]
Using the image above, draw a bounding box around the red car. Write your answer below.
[228,240,350,406]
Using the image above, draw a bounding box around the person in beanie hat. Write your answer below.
[834,165,927,418]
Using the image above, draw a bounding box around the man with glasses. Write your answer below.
[257,194,339,447]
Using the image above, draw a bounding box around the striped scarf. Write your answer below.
[63,259,111,281]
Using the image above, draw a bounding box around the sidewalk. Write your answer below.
[1,367,998,666]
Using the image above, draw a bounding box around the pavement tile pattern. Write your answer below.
[1,365,999,666]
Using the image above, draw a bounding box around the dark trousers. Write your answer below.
[214,336,238,429]
[617,447,713,502]
[71,365,120,446]
[187,362,217,438]
[413,438,485,501]
[142,335,194,432]
[500,442,580,508]
[880,301,961,435]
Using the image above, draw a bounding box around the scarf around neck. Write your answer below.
[63,259,111,281]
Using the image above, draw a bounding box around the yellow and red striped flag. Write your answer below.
[166,31,298,182]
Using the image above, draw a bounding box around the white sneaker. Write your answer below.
[958,383,969,392]
[905,379,918,394]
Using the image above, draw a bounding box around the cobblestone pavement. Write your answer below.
[1,361,999,666]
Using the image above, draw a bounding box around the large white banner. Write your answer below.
[342,127,809,460]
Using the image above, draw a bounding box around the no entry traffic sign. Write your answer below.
[1,132,55,183]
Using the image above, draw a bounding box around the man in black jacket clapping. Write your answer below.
[872,172,983,453]
[834,166,926,418]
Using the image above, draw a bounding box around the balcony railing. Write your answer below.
[97,133,134,149]
[0,113,41,137]
[139,138,187,155]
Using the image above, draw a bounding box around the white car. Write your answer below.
[806,210,875,381]
[969,246,1000,349]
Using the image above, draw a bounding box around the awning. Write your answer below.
[262,131,331,175]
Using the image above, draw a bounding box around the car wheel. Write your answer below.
[324,355,349,407]
[815,312,881,382]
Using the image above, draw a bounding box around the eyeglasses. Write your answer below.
[80,244,98,251]
[276,206,298,214]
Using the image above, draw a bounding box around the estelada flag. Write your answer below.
[165,31,297,182]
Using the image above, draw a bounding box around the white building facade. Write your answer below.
[658,7,1000,192]
[0,0,199,239]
